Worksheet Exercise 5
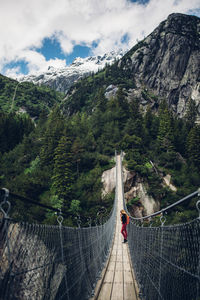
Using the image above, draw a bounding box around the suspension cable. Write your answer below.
[0,189,70,218]
[129,189,200,221]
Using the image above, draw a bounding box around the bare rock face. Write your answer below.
[120,13,200,118]
[101,166,116,196]
[101,165,159,217]
[163,174,177,192]
[123,170,160,217]
[134,182,160,216]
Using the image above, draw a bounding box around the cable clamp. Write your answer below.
[149,216,153,227]
[196,200,200,219]
[2,188,9,202]
[160,213,166,226]
[57,208,64,226]
[87,217,92,227]
[196,188,200,219]
[75,214,81,228]
[0,188,11,219]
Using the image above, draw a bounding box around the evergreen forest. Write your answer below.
[0,67,200,227]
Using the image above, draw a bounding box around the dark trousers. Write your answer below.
[121,223,127,240]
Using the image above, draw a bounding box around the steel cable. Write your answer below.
[0,156,118,300]
[120,152,200,300]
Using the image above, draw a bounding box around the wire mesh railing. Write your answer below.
[120,152,200,300]
[0,157,118,300]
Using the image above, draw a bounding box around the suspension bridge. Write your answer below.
[0,153,200,300]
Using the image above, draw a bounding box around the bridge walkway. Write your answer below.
[92,155,139,300]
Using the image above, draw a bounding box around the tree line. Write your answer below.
[0,84,199,225]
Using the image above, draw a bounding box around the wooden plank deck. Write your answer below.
[91,155,139,300]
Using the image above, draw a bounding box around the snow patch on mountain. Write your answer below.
[19,50,125,94]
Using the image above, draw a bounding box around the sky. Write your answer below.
[1,0,200,78]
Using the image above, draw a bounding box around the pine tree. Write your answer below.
[40,106,65,165]
[173,117,188,156]
[71,137,84,176]
[143,107,159,146]
[116,87,128,113]
[157,102,174,152]
[52,135,73,208]
[96,88,107,112]
[186,125,200,169]
[127,97,144,136]
[185,98,197,130]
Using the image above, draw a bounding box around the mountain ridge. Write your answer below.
[1,13,200,120]
[18,50,125,94]
[63,13,200,120]
[119,13,200,118]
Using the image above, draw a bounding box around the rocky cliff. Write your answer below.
[101,165,159,218]
[120,13,200,118]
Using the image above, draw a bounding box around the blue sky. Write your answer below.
[0,0,199,78]
[40,40,92,64]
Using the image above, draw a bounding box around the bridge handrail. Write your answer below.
[119,151,200,300]
[0,153,119,300]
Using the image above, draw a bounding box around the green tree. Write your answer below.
[184,98,197,130]
[144,106,159,140]
[157,102,174,152]
[52,135,73,206]
[69,200,81,214]
[120,134,142,150]
[186,125,200,169]
[124,97,144,137]
[173,117,188,156]
[96,88,107,112]
[71,137,84,176]
[40,106,65,165]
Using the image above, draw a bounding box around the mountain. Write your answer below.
[64,13,200,120]
[19,51,125,94]
[1,13,200,227]
[18,13,200,120]
[119,13,200,118]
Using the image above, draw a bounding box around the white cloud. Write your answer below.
[0,0,199,77]
[21,50,67,74]
[4,50,67,79]
[4,67,21,79]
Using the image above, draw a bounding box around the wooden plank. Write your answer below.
[104,270,115,283]
[117,249,123,255]
[111,282,123,300]
[122,248,129,257]
[123,255,129,263]
[116,255,123,262]
[113,270,123,283]
[115,261,123,271]
[95,155,140,300]
[123,262,131,272]
[110,255,117,262]
[122,247,128,255]
[124,283,137,300]
[107,261,115,271]
[124,270,133,283]
[111,249,117,255]
[98,283,112,300]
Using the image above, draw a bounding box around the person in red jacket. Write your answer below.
[120,209,128,243]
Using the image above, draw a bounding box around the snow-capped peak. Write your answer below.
[19,50,125,94]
